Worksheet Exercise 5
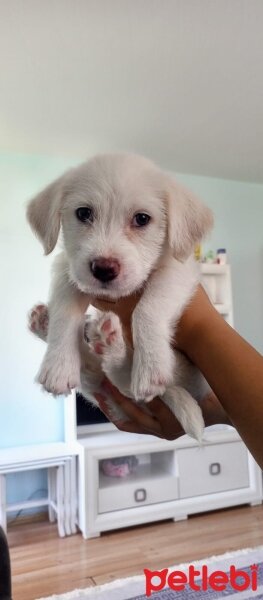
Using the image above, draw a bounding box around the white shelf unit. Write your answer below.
[200,263,234,326]
[77,430,262,539]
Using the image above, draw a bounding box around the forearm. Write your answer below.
[199,392,231,427]
[178,291,263,468]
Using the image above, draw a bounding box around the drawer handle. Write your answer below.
[209,462,221,476]
[134,488,147,502]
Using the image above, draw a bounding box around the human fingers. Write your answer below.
[94,392,163,436]
[101,380,163,434]
[147,397,185,440]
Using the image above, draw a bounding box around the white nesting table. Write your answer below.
[0,442,78,537]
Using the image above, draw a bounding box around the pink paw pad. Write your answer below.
[88,313,122,356]
[29,304,48,334]
[99,318,117,346]
[94,341,105,355]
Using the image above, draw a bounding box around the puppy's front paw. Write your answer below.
[28,304,49,341]
[37,351,81,395]
[131,347,175,401]
[87,312,124,357]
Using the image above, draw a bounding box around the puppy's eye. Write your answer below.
[132,213,151,227]
[75,207,93,223]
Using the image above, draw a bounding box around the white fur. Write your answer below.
[27,153,213,438]
[29,305,208,440]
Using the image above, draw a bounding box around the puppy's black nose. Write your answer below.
[90,258,120,282]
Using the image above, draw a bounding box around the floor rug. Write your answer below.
[36,545,263,600]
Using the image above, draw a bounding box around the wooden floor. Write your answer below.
[7,504,263,600]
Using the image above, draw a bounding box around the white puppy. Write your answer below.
[27,153,213,440]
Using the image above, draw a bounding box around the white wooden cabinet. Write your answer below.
[177,441,249,497]
[77,430,262,539]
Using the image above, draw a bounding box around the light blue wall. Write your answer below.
[0,154,262,511]
[0,154,77,510]
[0,154,75,451]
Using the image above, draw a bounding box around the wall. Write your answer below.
[0,154,76,509]
[0,153,262,510]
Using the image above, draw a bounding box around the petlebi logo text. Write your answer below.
[144,564,258,597]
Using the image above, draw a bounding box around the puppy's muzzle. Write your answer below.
[90,257,120,283]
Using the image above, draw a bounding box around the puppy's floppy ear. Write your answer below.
[165,177,213,260]
[27,174,68,255]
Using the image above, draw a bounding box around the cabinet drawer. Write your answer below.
[177,442,249,499]
[98,472,178,513]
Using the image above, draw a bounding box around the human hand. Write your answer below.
[95,380,231,440]
[95,380,184,439]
